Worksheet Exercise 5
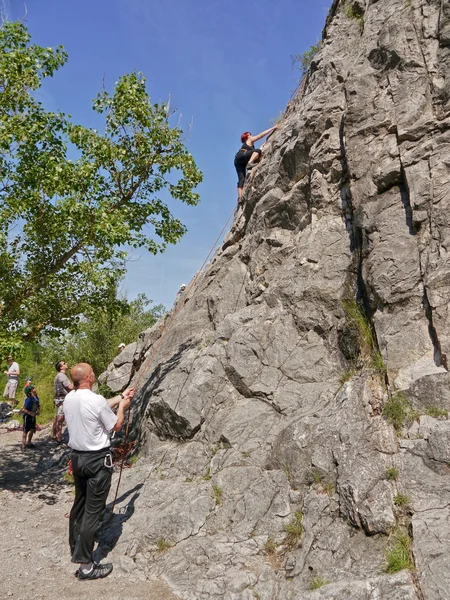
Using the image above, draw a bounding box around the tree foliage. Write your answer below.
[0,22,202,350]
[6,293,165,422]
[41,292,166,376]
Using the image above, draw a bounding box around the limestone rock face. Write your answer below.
[107,1,450,598]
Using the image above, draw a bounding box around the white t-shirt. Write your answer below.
[64,388,118,451]
[7,362,19,382]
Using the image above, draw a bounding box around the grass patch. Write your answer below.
[383,392,417,431]
[425,406,448,418]
[344,2,365,28]
[264,536,277,555]
[282,462,296,488]
[284,510,303,549]
[385,467,399,481]
[155,538,171,552]
[312,469,322,484]
[341,299,385,374]
[322,481,335,497]
[310,575,330,590]
[212,484,223,505]
[371,350,386,373]
[202,467,212,481]
[340,368,356,385]
[384,531,414,573]
[394,492,410,507]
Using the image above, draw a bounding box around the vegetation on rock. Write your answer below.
[383,392,417,432]
[292,42,322,78]
[384,531,414,573]
[341,298,386,374]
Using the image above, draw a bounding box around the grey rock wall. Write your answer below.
[106,1,450,598]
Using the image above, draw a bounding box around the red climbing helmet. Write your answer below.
[241,131,251,143]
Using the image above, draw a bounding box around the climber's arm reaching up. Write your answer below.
[250,125,277,143]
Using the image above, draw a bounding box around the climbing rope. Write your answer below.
[108,203,237,517]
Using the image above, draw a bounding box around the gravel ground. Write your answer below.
[0,425,179,600]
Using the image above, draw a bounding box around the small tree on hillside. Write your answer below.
[0,22,202,354]
[41,293,166,375]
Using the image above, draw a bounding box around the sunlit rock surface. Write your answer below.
[103,1,450,597]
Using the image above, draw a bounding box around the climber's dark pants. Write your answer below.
[234,148,261,188]
[69,447,113,564]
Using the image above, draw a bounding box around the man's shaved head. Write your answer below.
[70,363,94,388]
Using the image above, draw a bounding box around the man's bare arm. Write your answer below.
[108,388,135,410]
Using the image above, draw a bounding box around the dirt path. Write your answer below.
[0,426,179,600]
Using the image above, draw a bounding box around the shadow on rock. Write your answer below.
[94,483,143,562]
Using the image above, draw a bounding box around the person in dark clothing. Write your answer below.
[21,385,40,450]
[234,126,277,202]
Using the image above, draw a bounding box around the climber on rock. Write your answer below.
[234,125,277,203]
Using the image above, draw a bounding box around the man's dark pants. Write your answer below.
[69,448,113,564]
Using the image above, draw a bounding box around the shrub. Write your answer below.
[344,2,364,26]
[384,532,413,573]
[292,42,322,78]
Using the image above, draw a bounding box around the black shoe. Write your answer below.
[77,563,113,580]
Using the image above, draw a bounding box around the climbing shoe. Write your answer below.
[246,162,257,170]
[77,562,113,580]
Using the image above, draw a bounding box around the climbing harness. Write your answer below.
[108,204,236,517]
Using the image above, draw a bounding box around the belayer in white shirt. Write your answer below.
[64,362,135,581]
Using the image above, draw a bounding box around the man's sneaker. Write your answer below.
[77,563,113,580]
[246,162,256,170]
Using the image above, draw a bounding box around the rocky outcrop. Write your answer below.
[105,1,450,598]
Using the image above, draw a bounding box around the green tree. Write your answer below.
[9,293,165,421]
[0,22,202,352]
[42,293,166,376]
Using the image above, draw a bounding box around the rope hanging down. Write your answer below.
[108,204,236,517]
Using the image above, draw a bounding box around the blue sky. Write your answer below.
[4,0,331,309]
